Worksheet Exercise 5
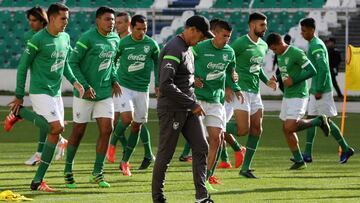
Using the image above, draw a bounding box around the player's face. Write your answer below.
[253,19,267,37]
[269,44,281,55]
[214,28,231,48]
[301,26,314,41]
[28,14,44,32]
[97,12,115,34]
[189,27,205,46]
[131,22,147,40]
[51,10,69,33]
[115,16,129,35]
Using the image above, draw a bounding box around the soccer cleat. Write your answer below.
[55,137,68,161]
[235,146,246,168]
[64,173,77,189]
[239,170,258,179]
[205,181,218,192]
[339,147,354,164]
[106,145,116,164]
[216,161,232,169]
[179,155,192,162]
[30,180,56,192]
[196,195,214,203]
[24,152,41,166]
[290,153,312,163]
[289,161,307,170]
[208,176,221,185]
[138,156,155,170]
[89,173,110,188]
[120,162,132,176]
[4,112,22,132]
[318,115,331,137]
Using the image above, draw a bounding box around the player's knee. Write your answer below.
[50,125,64,135]
[210,135,221,146]
[100,126,113,137]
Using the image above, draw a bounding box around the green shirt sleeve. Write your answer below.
[230,38,245,57]
[311,48,329,93]
[152,42,160,88]
[225,52,241,92]
[259,68,269,84]
[292,51,317,85]
[69,37,91,90]
[63,45,77,85]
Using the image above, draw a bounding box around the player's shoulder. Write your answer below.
[195,39,211,49]
[233,35,248,44]
[162,35,187,56]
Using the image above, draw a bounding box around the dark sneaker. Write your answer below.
[289,161,307,170]
[30,180,56,192]
[154,196,167,203]
[196,195,214,203]
[339,147,354,164]
[319,115,331,137]
[138,156,155,170]
[179,155,192,162]
[290,153,313,163]
[239,170,258,178]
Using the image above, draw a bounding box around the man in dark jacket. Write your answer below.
[325,37,343,98]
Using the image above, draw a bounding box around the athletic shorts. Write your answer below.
[73,97,114,123]
[29,94,64,126]
[307,92,337,117]
[198,100,226,130]
[279,97,308,121]
[231,91,263,115]
[224,101,233,123]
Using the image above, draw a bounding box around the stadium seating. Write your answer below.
[211,0,325,8]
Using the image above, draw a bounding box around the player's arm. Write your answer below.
[311,48,329,93]
[69,38,91,91]
[191,46,204,88]
[152,42,160,88]
[230,38,245,57]
[225,55,241,92]
[291,52,317,85]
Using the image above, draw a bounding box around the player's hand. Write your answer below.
[267,78,277,91]
[112,82,122,97]
[8,97,23,115]
[155,87,160,98]
[73,81,84,98]
[232,69,238,83]
[225,87,233,103]
[192,104,205,116]
[234,91,244,104]
[315,93,322,100]
[194,77,203,88]
[283,76,293,88]
[84,87,96,100]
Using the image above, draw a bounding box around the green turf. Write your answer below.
[0,108,359,202]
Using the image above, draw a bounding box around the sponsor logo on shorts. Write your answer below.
[76,112,80,118]
[121,103,126,108]
[50,111,57,117]
[173,121,179,130]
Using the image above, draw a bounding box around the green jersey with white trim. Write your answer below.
[277,46,311,98]
[15,28,77,99]
[193,39,240,104]
[116,34,160,92]
[231,34,268,93]
[69,27,120,101]
[307,36,332,94]
[23,30,36,44]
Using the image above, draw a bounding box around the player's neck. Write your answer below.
[248,32,259,43]
[47,25,60,36]
[120,30,130,38]
[211,39,223,49]
[97,27,110,37]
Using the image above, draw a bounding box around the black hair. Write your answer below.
[248,12,267,24]
[213,20,232,32]
[266,32,282,46]
[116,11,131,22]
[47,3,69,20]
[210,18,220,31]
[26,6,48,27]
[300,18,316,29]
[130,14,146,27]
[96,6,115,18]
[284,34,291,44]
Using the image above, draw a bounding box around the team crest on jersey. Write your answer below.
[285,57,289,65]
[223,54,228,61]
[144,45,150,53]
[173,121,179,130]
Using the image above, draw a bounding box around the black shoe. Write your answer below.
[239,170,258,178]
[30,180,41,191]
[290,153,313,163]
[138,156,155,170]
[339,147,354,164]
[318,115,331,137]
[289,161,306,170]
[154,196,167,203]
[196,195,214,203]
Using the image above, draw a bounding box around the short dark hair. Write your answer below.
[248,12,267,24]
[210,18,220,31]
[300,18,316,29]
[26,6,48,27]
[96,6,115,18]
[326,37,336,43]
[117,11,131,22]
[266,32,282,47]
[213,20,232,32]
[47,3,69,19]
[131,14,146,27]
[284,34,291,44]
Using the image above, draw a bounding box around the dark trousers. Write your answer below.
[152,110,209,202]
[330,70,343,97]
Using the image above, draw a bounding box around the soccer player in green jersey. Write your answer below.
[300,18,354,163]
[113,14,160,176]
[8,3,84,192]
[266,32,331,169]
[230,12,277,178]
[63,7,121,189]
[115,11,131,38]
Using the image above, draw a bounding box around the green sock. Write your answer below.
[304,127,317,157]
[122,131,140,162]
[64,144,78,174]
[220,147,229,162]
[33,140,56,182]
[140,125,153,158]
[206,169,212,180]
[230,141,241,152]
[181,142,191,157]
[19,107,50,134]
[329,120,349,152]
[241,134,260,171]
[36,129,47,153]
[210,145,222,176]
[292,148,303,162]
[93,152,106,175]
[226,122,237,135]
[110,121,129,148]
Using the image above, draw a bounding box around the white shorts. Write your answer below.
[279,97,308,121]
[307,92,338,117]
[231,91,263,115]
[29,94,64,126]
[199,101,226,130]
[224,101,233,123]
[115,86,149,123]
[73,97,114,123]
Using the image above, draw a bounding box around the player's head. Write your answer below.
[183,15,214,46]
[300,18,315,41]
[248,12,267,38]
[115,12,131,36]
[95,7,115,34]
[210,18,220,32]
[266,32,286,55]
[325,37,336,48]
[284,34,291,45]
[26,6,48,32]
[212,20,232,48]
[130,14,147,40]
[47,3,69,33]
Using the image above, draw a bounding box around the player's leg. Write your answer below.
[138,124,155,169]
[206,125,222,185]
[217,140,232,169]
[224,132,246,168]
[304,94,319,160]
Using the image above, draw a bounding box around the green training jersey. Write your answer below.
[69,27,120,101]
[231,34,268,93]
[307,36,332,94]
[115,34,160,92]
[23,30,36,44]
[15,28,77,99]
[277,46,312,98]
[192,39,240,104]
